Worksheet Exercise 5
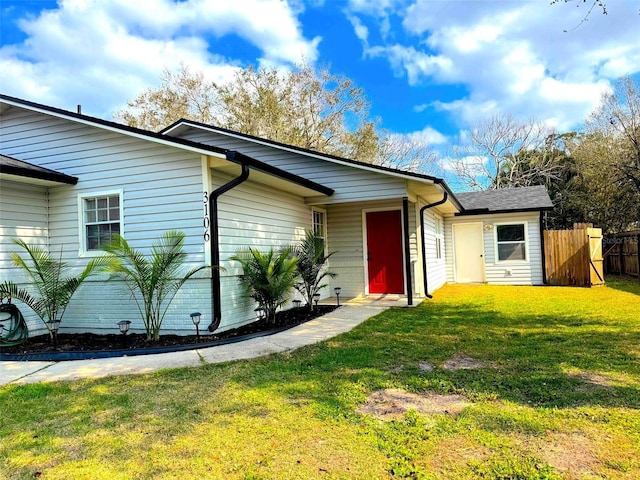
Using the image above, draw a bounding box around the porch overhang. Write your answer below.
[407,179,462,214]
[206,152,334,198]
[0,154,78,186]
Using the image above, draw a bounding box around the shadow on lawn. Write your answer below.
[606,275,640,296]
[231,300,640,413]
[1,298,638,429]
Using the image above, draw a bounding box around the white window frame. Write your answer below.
[311,207,327,243]
[494,221,529,263]
[78,190,124,257]
[434,214,444,262]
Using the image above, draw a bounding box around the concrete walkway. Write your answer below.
[0,299,403,386]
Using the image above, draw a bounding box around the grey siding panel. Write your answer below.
[1,107,211,334]
[177,129,408,203]
[0,180,50,334]
[212,172,312,331]
[444,212,543,285]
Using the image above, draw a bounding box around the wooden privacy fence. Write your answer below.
[604,231,640,278]
[544,224,604,287]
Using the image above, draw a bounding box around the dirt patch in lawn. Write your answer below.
[357,388,471,420]
[442,353,487,370]
[1,305,338,355]
[428,436,491,475]
[527,432,601,479]
[569,371,614,387]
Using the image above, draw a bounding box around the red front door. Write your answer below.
[366,210,404,294]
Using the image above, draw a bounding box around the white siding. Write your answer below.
[174,127,408,204]
[418,199,447,296]
[444,212,544,285]
[1,106,211,335]
[0,180,50,334]
[213,172,312,330]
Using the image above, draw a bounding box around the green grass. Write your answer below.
[2,279,639,479]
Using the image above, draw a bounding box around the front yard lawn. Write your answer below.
[2,279,639,479]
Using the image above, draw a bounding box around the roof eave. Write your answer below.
[0,94,228,160]
[227,151,334,196]
[454,206,554,216]
[0,164,78,185]
[162,119,443,186]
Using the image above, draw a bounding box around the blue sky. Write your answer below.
[1,0,639,175]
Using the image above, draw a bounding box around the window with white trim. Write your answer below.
[79,192,123,253]
[496,223,527,261]
[434,216,444,260]
[312,208,326,241]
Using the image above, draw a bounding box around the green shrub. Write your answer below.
[231,247,298,324]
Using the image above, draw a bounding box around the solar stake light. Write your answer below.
[254,307,266,321]
[313,293,321,308]
[117,320,131,336]
[334,287,342,306]
[47,320,61,351]
[190,312,201,343]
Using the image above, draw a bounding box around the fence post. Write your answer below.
[637,234,640,277]
[619,240,625,275]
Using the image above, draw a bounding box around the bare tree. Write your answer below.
[450,113,552,190]
[587,76,640,194]
[374,131,438,172]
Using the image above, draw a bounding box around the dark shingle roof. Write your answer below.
[1,154,79,185]
[456,185,553,214]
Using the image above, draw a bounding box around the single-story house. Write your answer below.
[0,94,553,337]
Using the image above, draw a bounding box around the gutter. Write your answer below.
[419,192,448,299]
[207,151,250,332]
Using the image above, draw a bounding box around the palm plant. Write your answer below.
[231,247,298,324]
[292,231,336,311]
[102,230,207,341]
[0,239,104,337]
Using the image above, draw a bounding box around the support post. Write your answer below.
[402,197,413,306]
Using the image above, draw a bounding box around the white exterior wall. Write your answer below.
[173,128,408,204]
[0,180,51,333]
[1,106,211,335]
[444,212,544,285]
[417,198,447,296]
[213,172,312,330]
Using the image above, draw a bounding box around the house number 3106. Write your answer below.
[203,192,210,242]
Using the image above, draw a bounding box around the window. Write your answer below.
[496,223,527,261]
[79,191,123,253]
[312,209,326,240]
[434,216,444,260]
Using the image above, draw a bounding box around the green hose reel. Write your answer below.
[0,298,29,347]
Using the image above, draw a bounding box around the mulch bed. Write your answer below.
[1,305,338,355]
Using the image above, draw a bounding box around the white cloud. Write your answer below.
[366,44,453,85]
[346,14,369,46]
[0,0,320,117]
[405,125,447,145]
[358,0,640,132]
